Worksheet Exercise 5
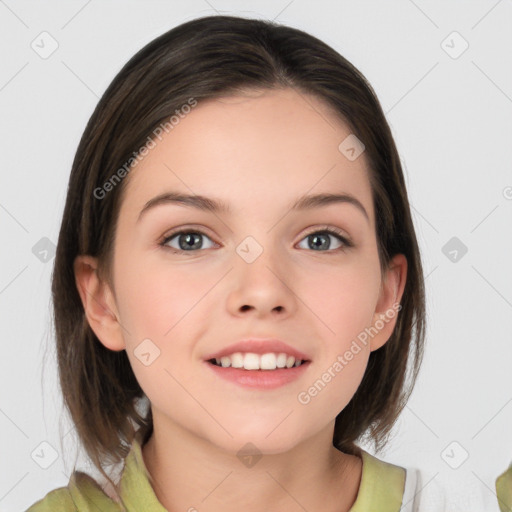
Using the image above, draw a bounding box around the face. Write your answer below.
[77,87,405,455]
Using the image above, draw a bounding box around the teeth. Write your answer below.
[245,353,260,370]
[212,352,305,370]
[230,352,244,368]
[260,353,276,370]
[276,353,287,368]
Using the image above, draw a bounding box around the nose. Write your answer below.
[225,240,297,319]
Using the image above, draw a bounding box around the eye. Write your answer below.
[160,229,216,253]
[159,225,353,254]
[297,226,353,252]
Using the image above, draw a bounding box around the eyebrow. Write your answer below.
[137,191,369,223]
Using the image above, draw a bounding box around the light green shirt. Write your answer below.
[27,437,407,511]
[496,462,512,512]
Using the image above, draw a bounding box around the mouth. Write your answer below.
[204,354,311,389]
[203,339,312,388]
[206,352,310,370]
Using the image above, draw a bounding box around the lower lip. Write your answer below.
[204,360,311,389]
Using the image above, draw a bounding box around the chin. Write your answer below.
[208,421,307,456]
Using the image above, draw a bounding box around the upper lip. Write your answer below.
[204,339,311,362]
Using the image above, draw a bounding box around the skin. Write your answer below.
[74,87,407,512]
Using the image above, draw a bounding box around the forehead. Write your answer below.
[121,87,374,225]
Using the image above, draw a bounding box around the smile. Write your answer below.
[208,352,308,370]
[205,355,311,390]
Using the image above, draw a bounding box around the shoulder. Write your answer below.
[496,463,512,512]
[25,486,75,511]
[26,471,122,512]
[354,451,448,512]
[360,450,407,501]
[349,449,410,512]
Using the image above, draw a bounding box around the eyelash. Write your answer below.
[159,225,354,254]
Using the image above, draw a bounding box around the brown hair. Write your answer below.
[51,14,425,502]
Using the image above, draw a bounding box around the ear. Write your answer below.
[369,253,407,352]
[73,255,126,351]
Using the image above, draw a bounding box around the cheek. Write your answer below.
[302,258,381,339]
[112,256,205,406]
[297,269,375,419]
[297,257,380,408]
[114,253,207,340]
[299,350,369,421]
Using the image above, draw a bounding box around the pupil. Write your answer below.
[310,233,329,250]
[180,233,201,250]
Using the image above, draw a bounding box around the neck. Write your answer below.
[140,415,362,512]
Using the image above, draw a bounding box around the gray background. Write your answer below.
[1,1,511,510]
